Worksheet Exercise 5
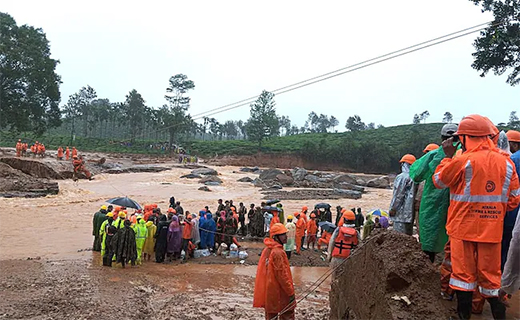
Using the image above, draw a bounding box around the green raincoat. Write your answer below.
[133,219,148,264]
[409,147,450,253]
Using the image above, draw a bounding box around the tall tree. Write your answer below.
[470,0,520,86]
[0,12,61,134]
[329,116,339,132]
[367,122,376,130]
[509,111,520,129]
[162,74,195,149]
[420,110,430,123]
[345,115,366,131]
[246,90,279,148]
[443,112,453,123]
[413,114,421,124]
[123,89,146,142]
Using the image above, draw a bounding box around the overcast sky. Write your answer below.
[3,1,518,129]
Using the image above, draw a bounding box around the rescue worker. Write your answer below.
[317,229,332,251]
[15,139,22,157]
[37,143,45,157]
[22,142,27,156]
[433,114,520,320]
[143,221,156,262]
[113,211,127,229]
[30,142,37,157]
[299,206,309,249]
[65,147,70,161]
[501,206,520,299]
[72,155,92,181]
[92,205,108,252]
[294,212,306,255]
[306,213,318,251]
[409,124,458,264]
[57,147,64,160]
[134,216,147,264]
[276,203,285,224]
[181,215,193,261]
[99,212,114,262]
[328,210,359,278]
[253,223,296,320]
[389,154,417,235]
[503,130,520,270]
[284,215,296,259]
[71,147,78,158]
[112,219,137,268]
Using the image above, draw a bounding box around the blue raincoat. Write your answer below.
[201,213,216,249]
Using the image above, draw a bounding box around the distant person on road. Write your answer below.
[253,223,295,320]
[389,154,417,236]
[92,205,108,252]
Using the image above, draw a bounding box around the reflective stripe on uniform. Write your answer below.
[434,172,448,189]
[479,286,499,297]
[450,159,514,204]
[511,188,520,197]
[449,278,477,290]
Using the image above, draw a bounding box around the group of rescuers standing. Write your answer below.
[87,113,519,320]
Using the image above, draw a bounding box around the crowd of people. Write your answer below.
[15,140,45,157]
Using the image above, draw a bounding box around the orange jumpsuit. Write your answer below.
[270,212,280,231]
[71,147,78,158]
[318,230,332,250]
[295,217,306,254]
[65,147,70,160]
[15,142,22,157]
[306,219,318,248]
[434,137,520,297]
[57,147,64,160]
[253,238,295,320]
[72,158,92,179]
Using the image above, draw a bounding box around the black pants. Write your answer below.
[285,251,292,260]
[423,251,436,263]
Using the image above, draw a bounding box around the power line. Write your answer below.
[133,20,499,139]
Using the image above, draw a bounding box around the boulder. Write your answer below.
[335,182,365,193]
[333,188,362,199]
[292,167,308,181]
[237,177,254,183]
[367,176,390,189]
[198,186,211,192]
[199,175,223,185]
[304,175,319,183]
[333,174,358,185]
[240,167,260,173]
[259,168,283,181]
[204,181,221,186]
[181,173,202,179]
[253,178,266,188]
[191,168,218,176]
[275,173,294,186]
[356,178,368,186]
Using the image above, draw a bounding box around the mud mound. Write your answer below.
[0,157,64,179]
[0,163,59,198]
[330,231,450,320]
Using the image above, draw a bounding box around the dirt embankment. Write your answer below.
[330,230,452,320]
[0,163,59,198]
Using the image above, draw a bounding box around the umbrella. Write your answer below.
[368,209,389,218]
[265,199,280,206]
[262,206,282,212]
[319,221,337,233]
[315,203,331,210]
[107,197,142,210]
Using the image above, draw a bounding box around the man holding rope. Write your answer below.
[253,223,296,320]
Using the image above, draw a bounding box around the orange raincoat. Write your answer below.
[295,216,306,254]
[65,147,70,160]
[57,147,64,159]
[253,238,295,319]
[318,230,332,250]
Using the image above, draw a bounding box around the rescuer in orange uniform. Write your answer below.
[317,229,332,250]
[65,147,70,160]
[72,155,92,180]
[71,147,78,158]
[328,210,359,278]
[15,139,22,157]
[57,147,64,160]
[294,212,306,255]
[306,213,318,250]
[433,114,520,320]
[253,223,295,320]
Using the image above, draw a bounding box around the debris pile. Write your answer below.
[329,231,450,320]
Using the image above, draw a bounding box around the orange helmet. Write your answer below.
[423,143,439,153]
[270,223,288,237]
[456,114,496,137]
[310,213,316,218]
[341,208,347,214]
[302,206,308,211]
[400,154,416,165]
[342,210,356,221]
[167,207,175,213]
[506,130,520,143]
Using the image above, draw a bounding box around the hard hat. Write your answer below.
[72,155,78,159]
[287,215,294,220]
[136,214,143,219]
[106,212,113,217]
[119,211,126,218]
[276,203,283,207]
[270,223,288,237]
[455,114,496,137]
[342,211,356,221]
[310,213,316,218]
[400,154,416,165]
[231,207,236,211]
[167,207,174,213]
[441,123,459,136]
[423,143,439,153]
[101,205,107,210]
[302,206,308,211]
[341,208,347,214]
[506,130,520,143]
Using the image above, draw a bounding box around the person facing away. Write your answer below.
[174,201,184,216]
[154,215,169,263]
[389,154,417,236]
[166,215,182,261]
[409,123,458,263]
[355,208,364,230]
[93,205,108,252]
[112,219,137,268]
[503,130,520,270]
[306,213,318,250]
[238,202,247,236]
[181,215,193,261]
[294,212,306,255]
[433,114,520,320]
[99,212,114,263]
[284,215,296,259]
[328,210,359,279]
[201,212,216,251]
[134,216,147,264]
[253,223,296,320]
[143,221,156,262]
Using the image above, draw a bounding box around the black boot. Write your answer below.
[487,297,506,320]
[456,290,473,319]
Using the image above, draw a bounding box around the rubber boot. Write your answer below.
[487,297,506,320]
[456,290,473,319]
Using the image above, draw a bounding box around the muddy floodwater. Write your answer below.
[1,161,517,319]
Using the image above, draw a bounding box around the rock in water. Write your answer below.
[181,173,202,179]
[191,168,218,176]
[199,175,222,185]
[367,176,390,188]
[329,231,450,320]
[198,186,211,192]
[292,167,308,181]
[240,167,260,173]
[333,174,358,185]
[237,177,253,183]
[259,168,283,181]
